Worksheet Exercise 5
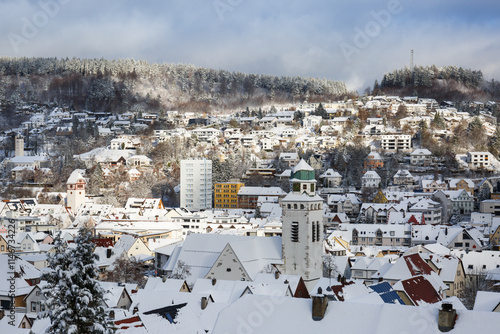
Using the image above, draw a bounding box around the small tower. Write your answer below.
[15,135,24,157]
[67,170,86,213]
[282,159,324,289]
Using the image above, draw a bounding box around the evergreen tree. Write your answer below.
[431,111,446,129]
[315,103,327,119]
[42,228,115,334]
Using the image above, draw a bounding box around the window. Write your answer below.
[316,222,320,242]
[291,222,299,242]
[31,302,37,312]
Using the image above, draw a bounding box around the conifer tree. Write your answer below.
[42,228,115,334]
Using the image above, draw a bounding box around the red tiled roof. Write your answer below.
[404,253,434,276]
[330,281,355,301]
[401,275,442,305]
[114,316,144,330]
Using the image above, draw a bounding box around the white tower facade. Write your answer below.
[15,135,24,157]
[282,160,324,288]
[180,159,212,211]
[67,170,86,213]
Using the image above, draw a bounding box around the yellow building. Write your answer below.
[214,182,244,208]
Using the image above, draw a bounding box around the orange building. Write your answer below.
[364,151,384,171]
[214,182,244,209]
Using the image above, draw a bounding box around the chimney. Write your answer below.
[106,248,112,258]
[212,278,217,286]
[312,288,328,321]
[275,271,280,279]
[438,302,457,332]
[201,297,208,310]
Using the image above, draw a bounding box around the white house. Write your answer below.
[362,171,381,188]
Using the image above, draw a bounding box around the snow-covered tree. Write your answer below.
[42,228,115,334]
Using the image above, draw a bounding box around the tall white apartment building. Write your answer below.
[180,159,213,211]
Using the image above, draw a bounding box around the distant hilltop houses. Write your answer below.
[2,94,500,332]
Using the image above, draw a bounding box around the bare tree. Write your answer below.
[460,267,494,310]
[168,260,192,280]
[105,256,147,287]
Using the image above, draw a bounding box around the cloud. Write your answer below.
[0,0,499,91]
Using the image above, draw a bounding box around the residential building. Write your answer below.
[214,181,244,209]
[410,148,433,166]
[180,159,212,211]
[409,198,442,225]
[364,151,384,171]
[393,169,414,186]
[362,171,381,188]
[237,186,286,209]
[467,152,492,170]
[380,134,411,152]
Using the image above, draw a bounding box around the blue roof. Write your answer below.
[369,282,405,304]
[369,282,392,293]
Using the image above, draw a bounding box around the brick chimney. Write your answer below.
[312,287,328,321]
[438,302,456,332]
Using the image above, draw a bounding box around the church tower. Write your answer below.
[282,159,324,288]
[67,170,86,213]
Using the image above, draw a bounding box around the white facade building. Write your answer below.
[380,134,411,152]
[180,159,212,211]
[467,152,492,170]
[362,171,381,188]
[67,170,86,213]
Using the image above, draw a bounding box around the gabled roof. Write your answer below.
[393,275,442,306]
[211,294,500,334]
[474,291,500,312]
[381,253,434,281]
[411,148,432,156]
[320,169,342,178]
[165,234,282,285]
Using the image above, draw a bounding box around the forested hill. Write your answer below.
[376,65,500,101]
[0,57,347,113]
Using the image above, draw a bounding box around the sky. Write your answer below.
[1,0,499,92]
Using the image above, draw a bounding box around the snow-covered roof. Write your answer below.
[474,291,500,312]
[292,159,314,173]
[238,187,286,196]
[211,294,500,334]
[319,169,342,178]
[165,234,282,285]
[411,148,432,156]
